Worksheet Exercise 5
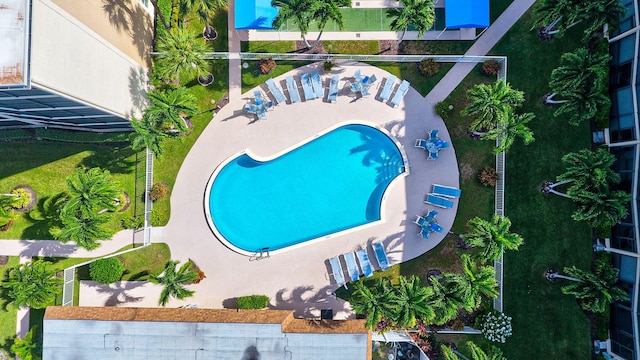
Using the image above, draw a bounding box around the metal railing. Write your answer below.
[143,147,154,245]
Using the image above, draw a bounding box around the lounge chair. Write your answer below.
[328,257,345,286]
[414,215,427,227]
[429,129,439,142]
[425,209,438,222]
[438,140,450,149]
[342,252,360,282]
[432,184,462,198]
[390,80,410,108]
[257,110,266,119]
[365,74,377,86]
[300,73,315,101]
[354,69,362,83]
[328,74,339,103]
[265,78,286,105]
[378,75,397,102]
[285,76,301,103]
[415,138,428,149]
[243,103,258,114]
[254,90,263,102]
[311,70,323,99]
[425,194,454,209]
[355,249,373,278]
[372,243,390,271]
[419,227,430,239]
[429,223,444,233]
[428,150,439,160]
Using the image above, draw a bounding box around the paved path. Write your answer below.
[227,0,242,102]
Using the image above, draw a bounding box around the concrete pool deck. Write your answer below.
[152,62,460,319]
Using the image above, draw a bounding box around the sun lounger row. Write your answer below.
[433,184,461,198]
[425,194,454,209]
[328,243,390,286]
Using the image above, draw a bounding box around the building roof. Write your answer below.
[445,0,490,29]
[43,306,371,360]
[0,0,29,87]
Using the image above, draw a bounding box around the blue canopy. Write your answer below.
[235,0,279,30]
[445,0,490,29]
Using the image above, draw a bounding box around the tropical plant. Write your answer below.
[10,187,32,209]
[1,260,62,309]
[478,166,499,187]
[481,60,502,76]
[552,82,610,126]
[150,260,199,306]
[558,148,618,194]
[569,188,631,227]
[53,212,114,250]
[442,341,507,360]
[130,115,169,158]
[548,48,609,97]
[237,295,270,309]
[11,326,40,360]
[387,0,436,50]
[428,276,463,325]
[418,59,439,76]
[464,215,524,263]
[149,0,170,30]
[310,0,351,47]
[481,111,535,154]
[150,182,170,201]
[350,278,396,329]
[480,311,513,343]
[548,259,629,313]
[461,80,525,133]
[442,254,499,311]
[258,58,277,75]
[179,0,227,26]
[533,0,625,40]
[271,0,318,48]
[391,276,435,327]
[0,196,15,227]
[89,257,125,284]
[155,25,209,82]
[146,87,198,134]
[62,167,121,218]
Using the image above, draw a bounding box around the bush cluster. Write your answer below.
[258,58,277,75]
[89,257,124,284]
[480,311,513,343]
[149,182,169,201]
[418,59,439,77]
[478,166,499,187]
[10,188,31,209]
[236,295,270,309]
[481,60,502,77]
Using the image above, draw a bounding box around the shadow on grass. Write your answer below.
[21,194,66,240]
[80,145,137,175]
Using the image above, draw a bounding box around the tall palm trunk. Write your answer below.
[307,30,325,50]
[544,93,569,105]
[548,272,580,282]
[543,179,572,198]
[391,28,407,50]
[150,0,170,31]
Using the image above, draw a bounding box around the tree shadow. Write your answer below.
[82,280,146,306]
[80,145,137,174]
[101,0,153,64]
[128,66,150,117]
[0,336,13,359]
[18,240,79,259]
[270,284,350,319]
[242,345,260,360]
[222,297,238,309]
[21,194,66,240]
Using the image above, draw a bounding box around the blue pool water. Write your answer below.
[206,124,405,253]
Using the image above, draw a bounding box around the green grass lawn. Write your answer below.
[0,256,19,359]
[76,242,171,281]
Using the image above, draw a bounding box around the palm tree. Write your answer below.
[146,87,198,134]
[545,148,618,197]
[271,0,318,49]
[548,259,628,313]
[149,0,170,30]
[533,0,625,40]
[578,0,626,41]
[387,0,436,50]
[11,326,39,360]
[548,48,609,97]
[391,276,435,327]
[569,188,631,227]
[350,278,395,329]
[130,115,169,158]
[150,260,199,306]
[428,276,462,325]
[461,80,525,133]
[1,260,62,309]
[442,254,499,311]
[481,111,535,154]
[552,82,610,126]
[442,342,507,360]
[54,212,114,250]
[179,0,227,26]
[155,25,209,83]
[0,196,15,228]
[62,167,121,218]
[464,215,524,263]
[309,0,351,49]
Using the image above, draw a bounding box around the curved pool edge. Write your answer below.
[203,120,410,257]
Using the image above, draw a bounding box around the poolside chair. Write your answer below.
[328,257,345,286]
[429,129,439,142]
[355,249,373,278]
[419,227,430,239]
[425,209,438,221]
[265,78,286,105]
[390,80,410,108]
[429,222,444,233]
[285,76,301,103]
[342,252,360,282]
[365,74,377,86]
[328,74,339,103]
[300,73,315,101]
[311,70,324,99]
[428,149,439,160]
[415,138,428,149]
[254,90,263,102]
[378,75,397,102]
[425,194,454,209]
[243,103,258,114]
[354,69,362,83]
[372,243,390,271]
[414,215,427,227]
[432,184,462,198]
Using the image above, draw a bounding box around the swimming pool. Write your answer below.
[205,123,405,254]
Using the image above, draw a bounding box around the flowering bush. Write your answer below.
[480,311,513,343]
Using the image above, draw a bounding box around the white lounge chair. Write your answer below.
[390,80,410,108]
[328,257,345,286]
[372,243,390,271]
[301,73,315,101]
[311,70,323,99]
[342,252,360,282]
[265,78,286,105]
[285,76,301,103]
[355,249,373,278]
[328,74,339,103]
[378,75,397,102]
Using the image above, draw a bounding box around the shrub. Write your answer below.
[435,101,454,118]
[121,215,144,230]
[236,295,270,309]
[418,59,439,77]
[149,182,169,201]
[480,311,513,343]
[258,58,276,75]
[11,188,31,209]
[594,91,611,130]
[323,60,335,72]
[478,166,499,187]
[592,37,609,57]
[89,257,124,284]
[481,60,502,76]
[450,318,465,330]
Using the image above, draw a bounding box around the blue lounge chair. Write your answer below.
[372,243,390,271]
[354,69,362,83]
[329,257,345,286]
[425,209,438,221]
[414,215,428,227]
[265,78,286,105]
[419,227,430,239]
[429,129,439,142]
[243,103,258,114]
[300,73,315,101]
[365,74,377,86]
[429,222,444,233]
[254,90,263,102]
[390,80,410,108]
[311,70,323,99]
[328,74,339,103]
[378,75,397,102]
[343,252,360,282]
[415,138,428,149]
[428,149,439,160]
[425,194,454,209]
[355,249,373,278]
[433,184,462,198]
[285,76,301,103]
[438,140,450,149]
